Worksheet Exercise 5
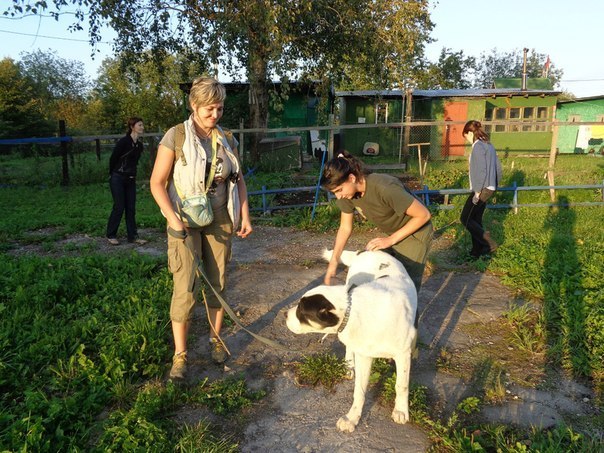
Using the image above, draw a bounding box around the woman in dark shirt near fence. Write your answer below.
[106,117,147,245]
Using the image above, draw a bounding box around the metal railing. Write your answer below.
[249,181,604,216]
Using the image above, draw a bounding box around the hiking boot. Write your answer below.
[169,351,187,379]
[210,338,227,364]
[483,231,498,253]
[129,237,148,245]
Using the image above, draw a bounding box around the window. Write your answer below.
[522,107,535,131]
[375,102,388,124]
[568,115,581,122]
[487,106,551,133]
[509,107,521,131]
[484,107,494,132]
[494,108,507,132]
[509,108,521,119]
[535,107,549,131]
[596,115,604,123]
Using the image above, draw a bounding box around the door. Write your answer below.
[442,102,468,157]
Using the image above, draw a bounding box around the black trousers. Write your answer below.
[106,172,138,240]
[460,194,490,256]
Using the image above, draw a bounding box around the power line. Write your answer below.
[0,28,111,45]
[560,78,604,83]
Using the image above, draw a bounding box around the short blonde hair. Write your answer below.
[189,76,226,109]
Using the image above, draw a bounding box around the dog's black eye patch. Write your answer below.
[297,294,339,327]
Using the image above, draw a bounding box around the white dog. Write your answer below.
[286,249,417,433]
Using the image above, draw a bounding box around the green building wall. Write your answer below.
[486,96,556,155]
[339,97,405,157]
[556,98,604,153]
[415,95,557,158]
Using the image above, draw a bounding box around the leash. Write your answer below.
[168,226,295,352]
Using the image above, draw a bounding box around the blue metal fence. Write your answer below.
[248,181,604,216]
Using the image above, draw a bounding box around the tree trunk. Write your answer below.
[247,49,269,165]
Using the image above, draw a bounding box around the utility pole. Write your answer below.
[521,48,529,90]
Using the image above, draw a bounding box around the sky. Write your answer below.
[0,0,602,98]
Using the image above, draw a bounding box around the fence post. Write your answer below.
[547,119,559,202]
[59,120,69,186]
[327,114,335,160]
[238,119,245,165]
[512,181,518,214]
[423,184,430,206]
[262,185,268,214]
[402,88,412,161]
[95,139,101,161]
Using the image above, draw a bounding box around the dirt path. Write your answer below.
[12,225,600,450]
[183,225,598,451]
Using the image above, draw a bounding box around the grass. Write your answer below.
[294,353,350,389]
[0,251,261,450]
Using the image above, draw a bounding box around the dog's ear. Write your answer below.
[297,294,340,327]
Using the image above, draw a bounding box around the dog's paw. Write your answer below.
[336,415,357,433]
[391,409,409,425]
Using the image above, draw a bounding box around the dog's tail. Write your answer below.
[322,249,363,267]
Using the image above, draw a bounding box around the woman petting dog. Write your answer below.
[320,150,433,294]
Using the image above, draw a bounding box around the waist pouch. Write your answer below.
[181,193,213,228]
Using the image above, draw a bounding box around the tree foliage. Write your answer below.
[415,47,476,90]
[473,48,563,89]
[0,58,52,138]
[4,0,434,161]
[89,53,203,134]
[18,49,91,133]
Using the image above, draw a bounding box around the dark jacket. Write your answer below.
[109,134,143,176]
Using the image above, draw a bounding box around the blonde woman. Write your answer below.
[150,77,252,379]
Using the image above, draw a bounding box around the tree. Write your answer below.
[473,48,563,89]
[89,52,203,134]
[18,49,91,132]
[0,58,51,138]
[414,47,476,90]
[4,0,434,162]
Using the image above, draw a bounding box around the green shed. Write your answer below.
[556,96,604,154]
[411,86,560,158]
[335,90,406,157]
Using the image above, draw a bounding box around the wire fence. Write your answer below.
[0,120,602,186]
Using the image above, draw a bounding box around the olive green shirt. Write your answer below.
[336,173,432,292]
[336,173,432,240]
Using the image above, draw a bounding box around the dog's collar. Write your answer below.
[337,286,355,333]
[337,299,352,333]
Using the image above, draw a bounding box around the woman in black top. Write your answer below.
[106,117,147,245]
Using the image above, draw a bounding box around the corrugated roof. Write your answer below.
[412,88,560,97]
[335,90,406,97]
[335,88,560,98]
[558,95,604,103]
